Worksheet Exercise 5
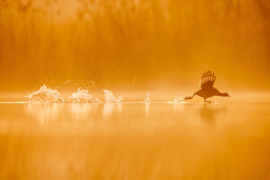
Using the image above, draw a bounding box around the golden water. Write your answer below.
[0,102,270,179]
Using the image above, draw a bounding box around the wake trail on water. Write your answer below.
[21,85,191,104]
[25,85,125,103]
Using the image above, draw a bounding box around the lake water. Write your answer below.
[0,102,270,179]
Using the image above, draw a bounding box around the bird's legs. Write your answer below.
[204,98,211,103]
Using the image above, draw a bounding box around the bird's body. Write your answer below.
[184,71,230,102]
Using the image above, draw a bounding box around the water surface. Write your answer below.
[0,102,270,180]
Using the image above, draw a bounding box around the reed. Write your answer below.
[0,0,270,91]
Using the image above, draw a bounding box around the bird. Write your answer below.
[183,71,230,103]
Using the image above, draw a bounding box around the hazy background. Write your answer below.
[0,0,270,97]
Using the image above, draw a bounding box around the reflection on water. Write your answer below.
[198,104,227,130]
[145,103,150,117]
[1,102,270,179]
[25,103,64,124]
[102,103,122,118]
[69,103,99,121]
[24,103,228,131]
[25,103,125,123]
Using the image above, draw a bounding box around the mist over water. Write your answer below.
[1,0,270,93]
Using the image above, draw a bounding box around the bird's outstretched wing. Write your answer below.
[199,71,216,89]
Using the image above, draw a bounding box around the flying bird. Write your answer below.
[183,71,230,102]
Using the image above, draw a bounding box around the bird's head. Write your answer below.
[224,93,230,97]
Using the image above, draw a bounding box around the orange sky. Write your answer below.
[0,0,270,93]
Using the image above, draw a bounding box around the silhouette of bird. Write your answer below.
[183,71,230,102]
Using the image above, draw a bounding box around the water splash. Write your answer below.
[69,88,101,103]
[172,97,184,103]
[26,85,64,102]
[145,93,151,103]
[103,90,123,103]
